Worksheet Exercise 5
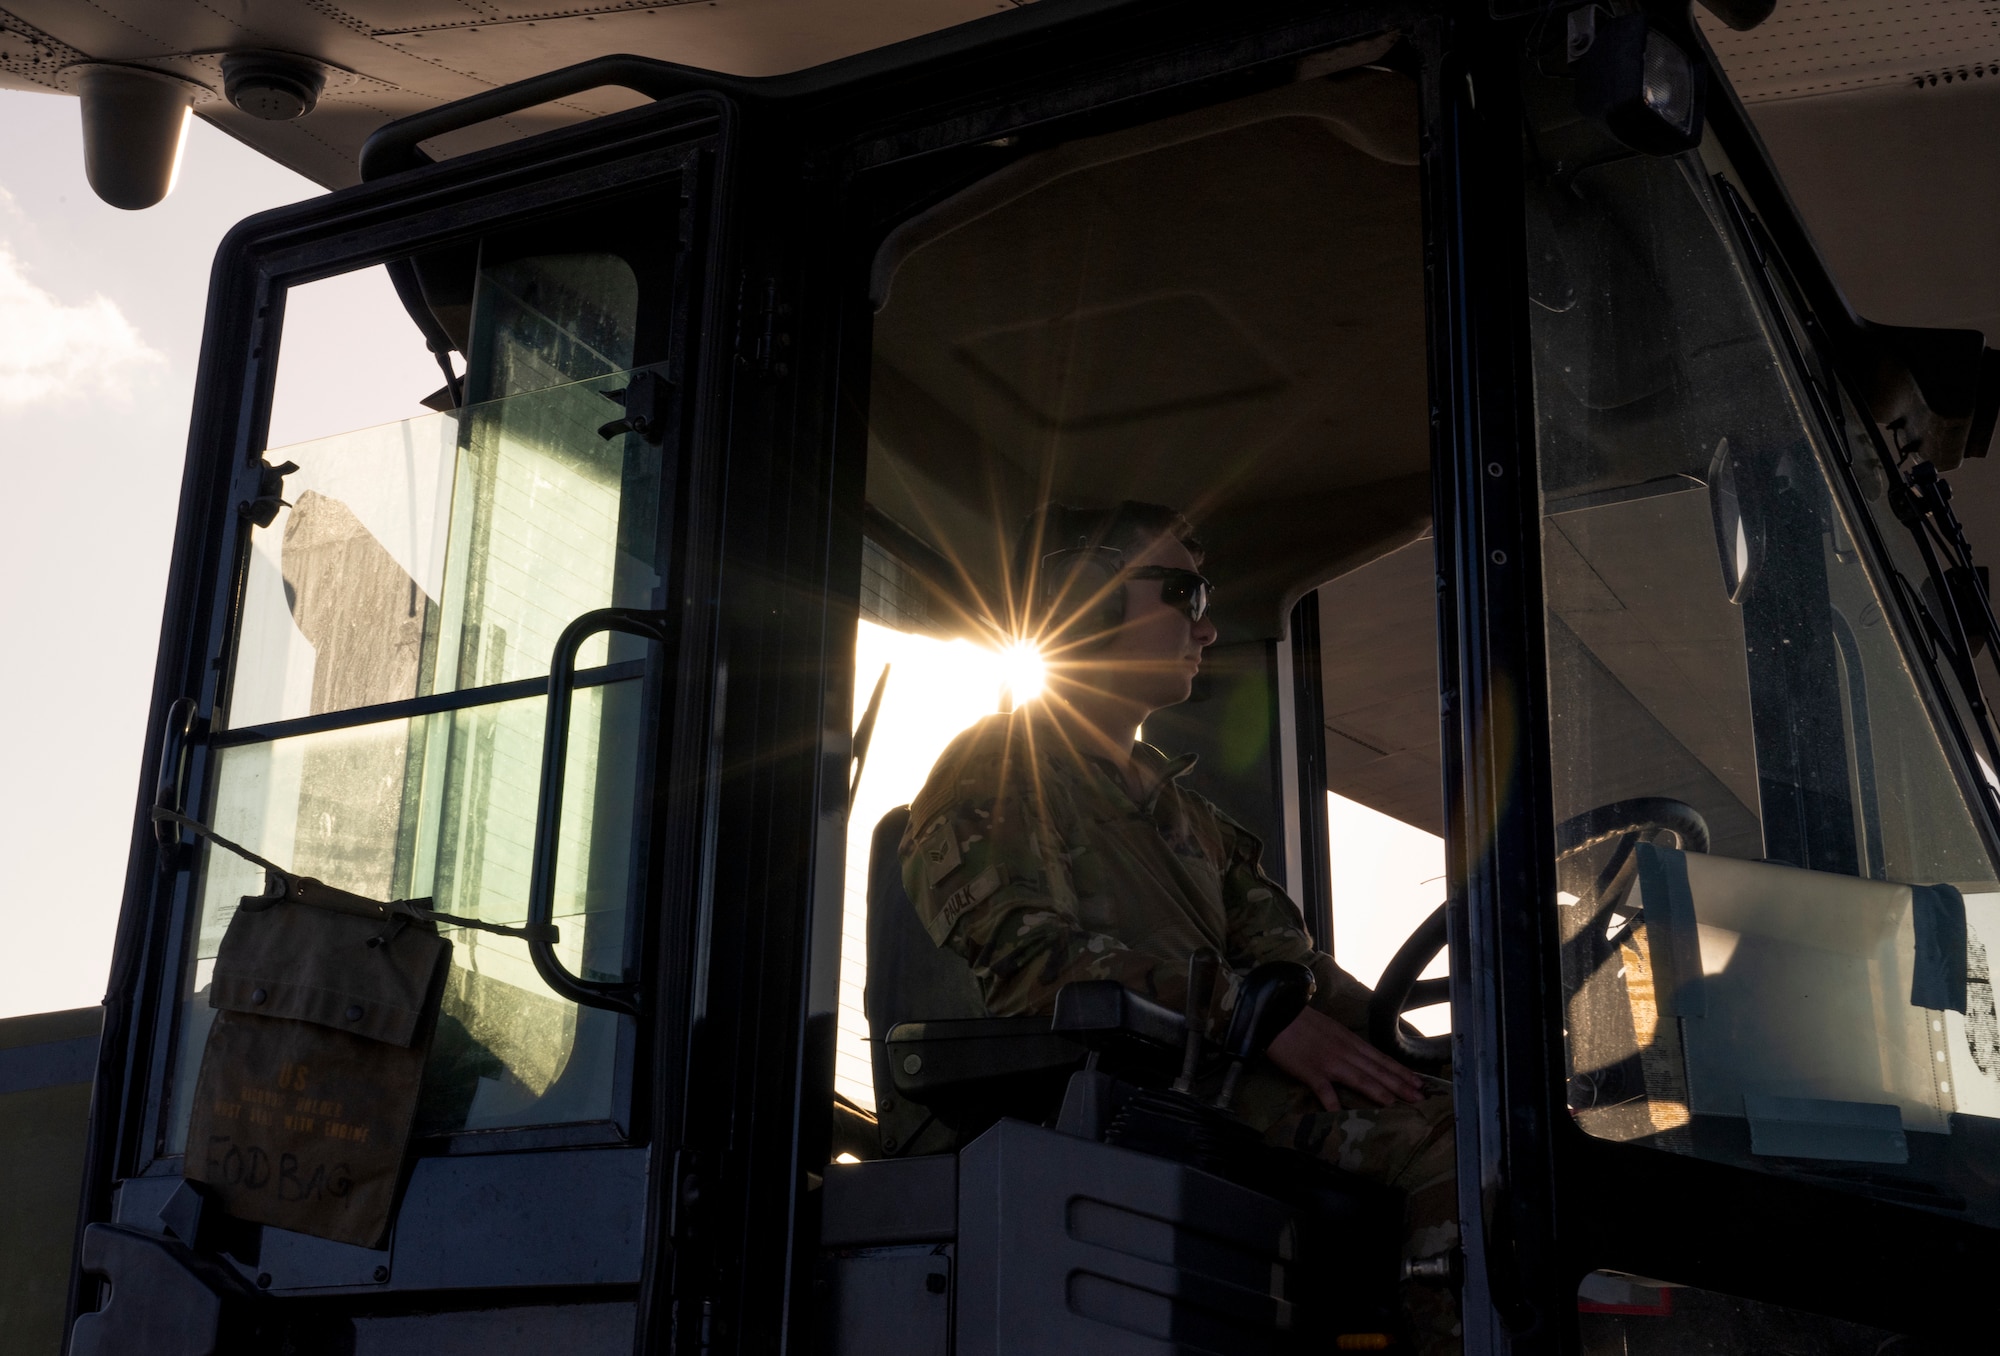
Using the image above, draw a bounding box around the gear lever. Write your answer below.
[1171,948,1220,1094]
[1213,961,1317,1112]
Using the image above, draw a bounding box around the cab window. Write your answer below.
[822,56,1437,1149]
[166,197,680,1156]
[1523,118,2000,1220]
[1317,540,1449,1034]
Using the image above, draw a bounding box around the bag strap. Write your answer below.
[152,807,560,945]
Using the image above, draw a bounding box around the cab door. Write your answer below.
[78,88,734,1351]
[1439,8,2000,1351]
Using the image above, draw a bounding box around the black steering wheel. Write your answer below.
[1556,796,1710,865]
[1363,797,1711,1076]
[1366,902,1451,1073]
[1553,796,1709,1003]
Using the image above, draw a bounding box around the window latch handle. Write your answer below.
[152,697,208,868]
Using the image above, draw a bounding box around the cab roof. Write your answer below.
[2,0,1995,343]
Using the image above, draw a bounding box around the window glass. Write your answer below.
[227,414,457,730]
[1318,539,1449,1036]
[1523,128,2000,1220]
[227,255,647,730]
[1328,790,1447,1036]
[175,236,668,1155]
[169,676,643,1152]
[264,266,450,453]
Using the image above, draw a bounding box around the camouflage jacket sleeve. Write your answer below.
[1209,803,1376,1032]
[899,719,1186,1018]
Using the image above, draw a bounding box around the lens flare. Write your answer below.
[998,639,1046,705]
[836,621,1052,1107]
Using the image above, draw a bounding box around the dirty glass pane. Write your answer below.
[227,252,654,729]
[227,364,664,729]
[1523,137,2000,1222]
[227,412,459,729]
[179,215,684,1168]
[467,254,639,402]
[167,678,643,1151]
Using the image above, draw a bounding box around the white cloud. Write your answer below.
[0,244,163,405]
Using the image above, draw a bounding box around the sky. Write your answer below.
[0,87,1447,1047]
[0,92,323,1017]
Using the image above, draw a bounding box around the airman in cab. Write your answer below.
[901,500,1459,1352]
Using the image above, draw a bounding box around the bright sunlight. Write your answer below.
[834,623,1446,1110]
[837,621,1045,1107]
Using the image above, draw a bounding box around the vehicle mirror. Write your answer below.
[1851,321,1995,469]
[1706,437,1760,604]
[386,247,476,410]
[1969,348,2000,461]
[1568,9,1706,157]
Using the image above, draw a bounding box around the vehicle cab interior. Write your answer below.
[52,4,2000,1355]
[840,47,1432,1115]
[810,56,1444,1350]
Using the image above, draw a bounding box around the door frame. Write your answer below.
[77,89,741,1332]
[714,7,1452,1350]
[1431,7,2000,1352]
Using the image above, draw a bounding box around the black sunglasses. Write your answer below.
[1128,565,1214,623]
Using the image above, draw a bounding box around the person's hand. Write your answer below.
[1264,1004,1424,1111]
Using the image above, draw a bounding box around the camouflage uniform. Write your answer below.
[900,707,1460,1354]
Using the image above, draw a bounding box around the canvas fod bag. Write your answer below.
[186,873,450,1248]
[156,806,556,1245]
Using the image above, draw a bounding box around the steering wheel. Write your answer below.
[1553,795,1710,999]
[1363,797,1711,1076]
[1557,796,1710,866]
[1367,902,1451,1073]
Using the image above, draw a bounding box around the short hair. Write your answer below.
[1011,501,1203,637]
[1015,501,1203,572]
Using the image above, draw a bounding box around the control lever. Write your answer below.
[1171,948,1219,1094]
[1213,961,1316,1112]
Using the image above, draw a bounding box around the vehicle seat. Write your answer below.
[862,805,984,1041]
[862,805,1083,1155]
[835,820,1404,1350]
